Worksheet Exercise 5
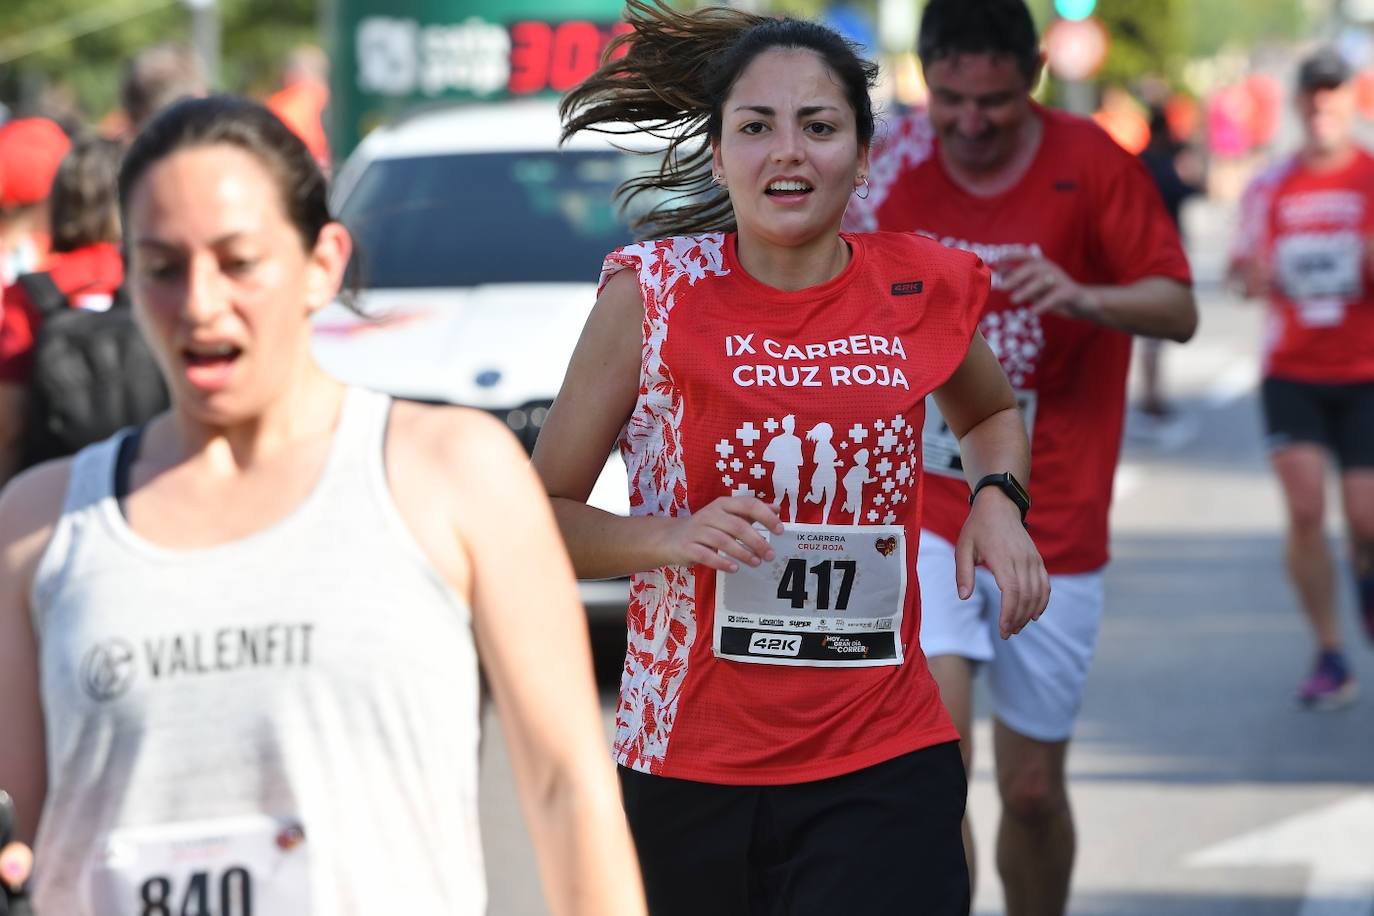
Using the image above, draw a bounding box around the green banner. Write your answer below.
[328,0,627,159]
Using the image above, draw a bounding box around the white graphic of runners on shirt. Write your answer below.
[803,423,841,523]
[761,415,804,522]
[841,448,876,525]
[718,414,919,525]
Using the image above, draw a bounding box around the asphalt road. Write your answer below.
[476,201,1374,915]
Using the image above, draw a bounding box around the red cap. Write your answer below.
[0,118,71,208]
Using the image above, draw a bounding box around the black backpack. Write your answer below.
[18,271,169,469]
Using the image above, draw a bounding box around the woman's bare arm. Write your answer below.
[533,270,780,580]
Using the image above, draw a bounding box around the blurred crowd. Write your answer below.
[0,41,330,285]
[0,42,331,485]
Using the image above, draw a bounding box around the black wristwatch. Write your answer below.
[969,472,1030,527]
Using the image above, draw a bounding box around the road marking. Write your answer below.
[1187,793,1374,916]
[1204,358,1258,408]
[1114,464,1143,500]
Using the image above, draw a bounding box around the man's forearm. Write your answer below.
[1084,277,1198,342]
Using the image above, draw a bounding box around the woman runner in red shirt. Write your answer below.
[534,3,1049,913]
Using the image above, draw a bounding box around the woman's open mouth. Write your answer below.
[182,342,243,391]
[765,179,814,199]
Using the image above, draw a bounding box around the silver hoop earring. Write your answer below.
[855,176,871,200]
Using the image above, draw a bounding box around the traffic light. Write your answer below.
[1053,0,1097,20]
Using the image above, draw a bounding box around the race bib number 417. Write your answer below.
[715,523,907,667]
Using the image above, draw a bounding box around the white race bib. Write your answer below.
[1276,231,1362,324]
[923,390,1037,479]
[715,523,907,667]
[89,815,312,915]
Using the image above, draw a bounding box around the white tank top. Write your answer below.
[28,387,485,915]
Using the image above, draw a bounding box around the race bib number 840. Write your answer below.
[716,523,907,667]
[89,815,311,915]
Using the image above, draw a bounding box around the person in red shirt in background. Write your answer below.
[0,137,124,485]
[0,118,71,286]
[1230,49,1374,710]
[846,1,1196,913]
[266,45,332,173]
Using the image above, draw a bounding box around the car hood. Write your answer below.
[311,283,598,408]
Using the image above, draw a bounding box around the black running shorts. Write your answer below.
[617,741,969,916]
[1261,377,1374,469]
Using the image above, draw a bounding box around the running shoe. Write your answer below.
[1296,650,1357,710]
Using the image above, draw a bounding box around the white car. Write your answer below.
[312,100,657,622]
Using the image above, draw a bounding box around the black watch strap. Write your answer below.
[969,472,1030,526]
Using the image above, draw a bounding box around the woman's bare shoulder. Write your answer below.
[0,457,73,574]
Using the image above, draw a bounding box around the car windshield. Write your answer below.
[339,150,664,289]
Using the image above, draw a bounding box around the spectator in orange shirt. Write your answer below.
[267,45,332,171]
[1094,85,1150,155]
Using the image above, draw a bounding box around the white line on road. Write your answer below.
[1204,359,1258,408]
[1187,793,1374,916]
[1114,464,1143,500]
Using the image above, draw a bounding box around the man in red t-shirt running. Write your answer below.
[847,1,1197,912]
[1229,49,1374,710]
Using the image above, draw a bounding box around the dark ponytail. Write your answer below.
[561,0,877,239]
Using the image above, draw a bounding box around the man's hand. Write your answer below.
[955,488,1050,639]
[1004,257,1101,320]
[1229,255,1271,300]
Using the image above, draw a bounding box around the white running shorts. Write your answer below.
[916,529,1106,742]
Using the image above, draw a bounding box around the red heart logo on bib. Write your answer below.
[874,536,897,557]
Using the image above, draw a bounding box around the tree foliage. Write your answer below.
[1184,0,1305,60]
[1093,0,1186,85]
[0,0,1315,121]
[0,0,317,120]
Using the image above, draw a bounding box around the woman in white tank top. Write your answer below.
[0,96,644,916]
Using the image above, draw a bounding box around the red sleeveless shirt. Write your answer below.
[602,230,986,784]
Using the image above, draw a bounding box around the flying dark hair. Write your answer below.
[917,0,1041,83]
[560,0,878,238]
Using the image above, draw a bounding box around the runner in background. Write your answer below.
[266,45,332,173]
[846,1,1196,912]
[0,95,643,916]
[118,43,209,137]
[539,2,1048,912]
[1229,48,1374,710]
[1137,105,1204,425]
